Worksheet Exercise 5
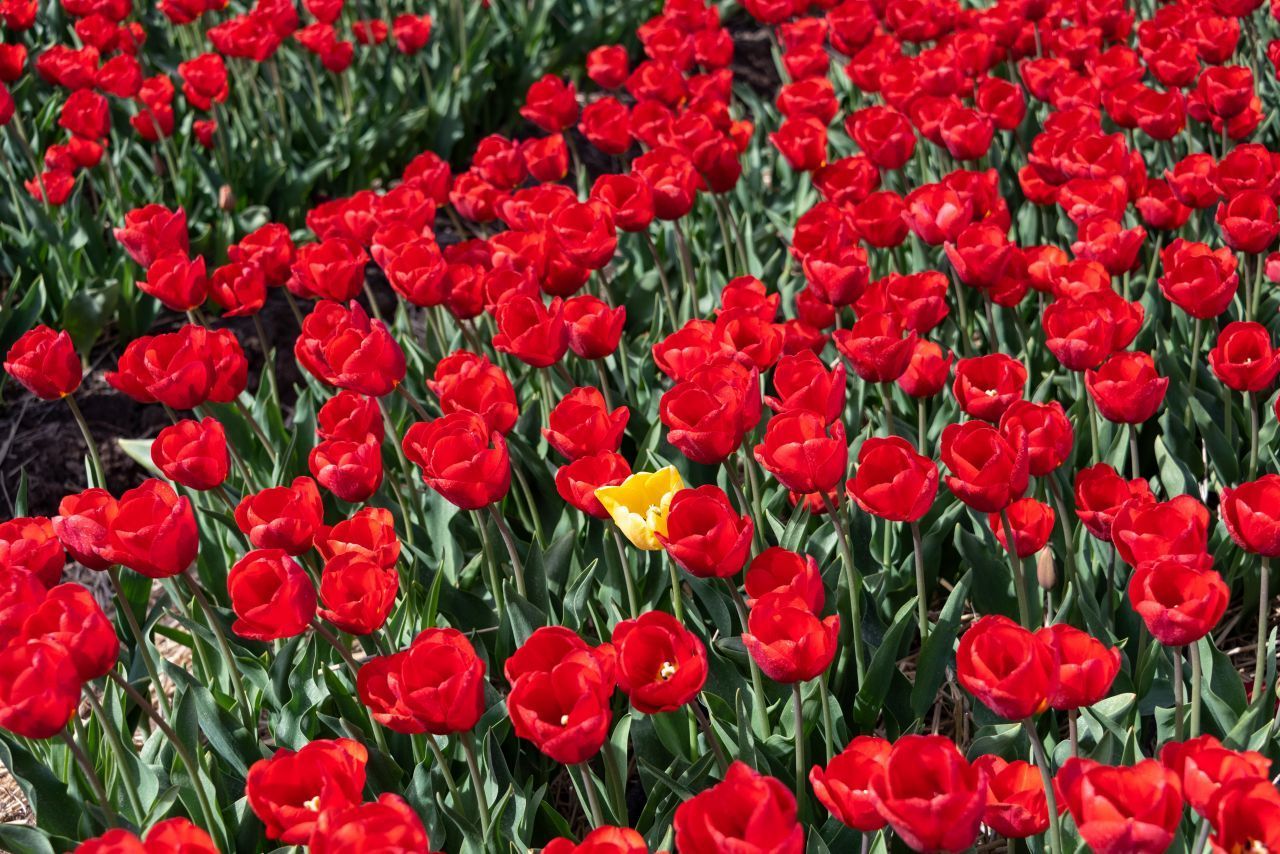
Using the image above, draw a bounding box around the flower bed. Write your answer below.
[2,0,1280,851]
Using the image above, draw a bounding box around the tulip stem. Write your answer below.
[312,621,360,674]
[1046,474,1075,591]
[106,670,220,846]
[691,698,729,773]
[1173,646,1185,742]
[1128,427,1141,481]
[182,573,254,729]
[1247,391,1260,480]
[379,438,418,552]
[576,762,605,828]
[916,398,928,455]
[666,556,686,624]
[81,690,146,823]
[820,492,868,685]
[474,509,507,618]
[486,505,527,597]
[61,726,118,827]
[107,568,172,718]
[1189,641,1203,739]
[643,232,681,329]
[233,399,278,464]
[726,581,772,739]
[1191,819,1213,854]
[1254,557,1271,702]
[910,521,930,641]
[1184,318,1204,432]
[818,673,835,761]
[64,396,106,488]
[999,509,1033,629]
[461,731,493,839]
[1067,709,1079,757]
[792,682,806,817]
[422,736,462,806]
[395,385,433,421]
[609,528,640,618]
[1022,719,1063,854]
[725,461,765,555]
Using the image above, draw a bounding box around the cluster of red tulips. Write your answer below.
[3,0,1280,849]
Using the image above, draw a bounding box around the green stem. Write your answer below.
[1173,646,1185,742]
[107,568,171,718]
[62,726,118,827]
[1248,391,1260,480]
[820,493,868,684]
[461,731,493,839]
[486,505,527,597]
[423,736,462,805]
[691,698,729,773]
[577,763,605,828]
[792,682,806,816]
[1254,557,1271,702]
[910,521,929,641]
[1184,318,1204,432]
[1000,509,1032,629]
[81,691,145,822]
[726,581,772,738]
[106,671,220,847]
[65,396,106,488]
[1189,641,1203,739]
[666,554,686,623]
[182,573,254,729]
[818,673,836,761]
[610,527,640,619]
[1023,719,1063,854]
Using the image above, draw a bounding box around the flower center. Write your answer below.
[303,796,321,812]
[559,714,570,726]
[659,661,677,680]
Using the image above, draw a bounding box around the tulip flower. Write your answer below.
[595,466,684,551]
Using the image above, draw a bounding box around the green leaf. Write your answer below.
[852,598,917,729]
[911,569,973,720]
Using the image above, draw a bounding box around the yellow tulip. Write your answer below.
[594,466,685,550]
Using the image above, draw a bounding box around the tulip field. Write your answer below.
[6,0,1280,850]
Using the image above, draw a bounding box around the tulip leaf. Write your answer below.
[0,824,56,854]
[852,597,917,729]
[0,735,80,838]
[910,569,973,720]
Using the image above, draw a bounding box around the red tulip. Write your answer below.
[506,634,613,764]
[988,497,1055,558]
[999,400,1073,476]
[744,547,824,611]
[428,350,519,436]
[102,479,198,579]
[309,436,383,503]
[152,417,228,491]
[1207,778,1280,853]
[1086,351,1169,424]
[940,421,1029,513]
[18,582,118,680]
[1221,475,1280,556]
[0,639,80,739]
[555,451,631,519]
[316,507,400,569]
[358,627,486,735]
[1112,495,1210,568]
[234,476,325,556]
[657,485,753,579]
[543,826,645,854]
[809,736,890,831]
[1129,558,1229,646]
[674,761,803,854]
[245,738,367,844]
[227,549,317,641]
[3,326,82,400]
[957,615,1057,720]
[897,340,953,398]
[1055,758,1183,854]
[754,411,848,495]
[310,793,438,854]
[318,553,397,635]
[972,754,1049,839]
[1073,463,1154,542]
[0,517,64,588]
[402,412,511,510]
[1037,623,1121,710]
[870,735,987,853]
[743,591,839,684]
[1159,735,1271,818]
[612,611,707,714]
[847,436,937,523]
[114,204,189,268]
[1208,321,1280,393]
[833,313,917,383]
[564,295,625,360]
[295,301,406,397]
[952,354,1027,423]
[542,387,628,461]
